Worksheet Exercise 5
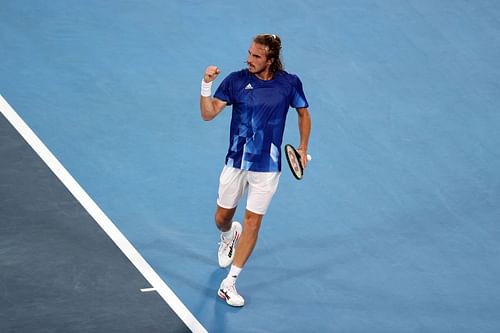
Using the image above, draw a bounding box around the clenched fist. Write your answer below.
[203,66,221,83]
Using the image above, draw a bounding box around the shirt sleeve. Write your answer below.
[214,74,234,105]
[290,75,309,109]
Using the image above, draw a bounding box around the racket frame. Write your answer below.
[284,144,304,180]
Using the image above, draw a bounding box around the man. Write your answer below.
[199,34,311,307]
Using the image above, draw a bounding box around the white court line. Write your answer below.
[0,95,207,333]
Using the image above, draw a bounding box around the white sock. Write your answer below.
[227,265,242,281]
[221,223,235,241]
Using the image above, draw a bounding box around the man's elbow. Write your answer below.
[200,111,214,121]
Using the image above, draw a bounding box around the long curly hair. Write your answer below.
[253,34,284,73]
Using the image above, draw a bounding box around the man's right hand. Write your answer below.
[204,66,221,83]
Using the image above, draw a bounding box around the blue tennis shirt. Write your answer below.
[214,69,309,172]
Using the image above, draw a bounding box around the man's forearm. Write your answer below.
[298,108,311,150]
[200,96,216,121]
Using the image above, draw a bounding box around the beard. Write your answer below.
[247,63,266,75]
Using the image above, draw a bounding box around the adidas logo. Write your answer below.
[244,83,253,90]
[228,231,239,257]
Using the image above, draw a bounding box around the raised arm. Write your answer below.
[200,65,227,121]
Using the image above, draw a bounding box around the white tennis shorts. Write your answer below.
[217,165,281,215]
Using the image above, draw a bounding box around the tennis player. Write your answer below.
[199,34,311,307]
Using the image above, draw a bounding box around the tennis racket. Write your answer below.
[284,144,311,180]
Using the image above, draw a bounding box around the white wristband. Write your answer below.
[201,80,212,97]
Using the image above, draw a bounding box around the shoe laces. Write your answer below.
[218,234,231,248]
[223,279,238,294]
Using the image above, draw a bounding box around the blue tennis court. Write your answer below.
[1,1,500,332]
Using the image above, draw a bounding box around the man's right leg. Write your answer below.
[215,205,236,233]
[215,205,242,268]
[215,166,247,268]
[214,166,248,306]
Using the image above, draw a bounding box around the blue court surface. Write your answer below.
[1,1,500,332]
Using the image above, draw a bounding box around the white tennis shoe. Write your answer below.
[218,221,242,268]
[218,277,245,307]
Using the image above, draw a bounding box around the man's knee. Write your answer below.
[215,206,235,231]
[243,210,263,234]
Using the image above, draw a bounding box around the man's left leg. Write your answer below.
[218,210,263,307]
[233,210,263,268]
